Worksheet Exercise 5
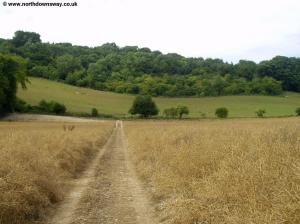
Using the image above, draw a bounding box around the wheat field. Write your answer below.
[0,121,114,224]
[125,118,300,224]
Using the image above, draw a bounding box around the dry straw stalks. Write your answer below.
[0,122,113,224]
[125,118,300,224]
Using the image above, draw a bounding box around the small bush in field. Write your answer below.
[52,102,66,115]
[91,108,98,117]
[295,107,300,116]
[176,105,189,119]
[256,109,266,117]
[215,107,228,118]
[38,100,66,115]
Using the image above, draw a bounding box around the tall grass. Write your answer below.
[125,118,300,224]
[0,121,113,224]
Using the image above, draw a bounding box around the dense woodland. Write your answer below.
[2,31,300,102]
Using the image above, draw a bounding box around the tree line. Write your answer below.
[2,31,300,98]
[129,95,300,119]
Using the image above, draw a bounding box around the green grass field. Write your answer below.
[18,77,300,118]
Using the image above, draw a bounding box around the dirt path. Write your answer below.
[47,121,158,224]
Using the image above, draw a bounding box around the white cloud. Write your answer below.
[1,0,300,62]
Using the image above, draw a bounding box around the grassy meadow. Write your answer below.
[125,118,300,224]
[0,121,114,224]
[18,77,300,118]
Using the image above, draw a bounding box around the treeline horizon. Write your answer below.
[1,31,300,97]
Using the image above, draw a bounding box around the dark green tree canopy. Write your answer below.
[12,31,41,47]
[235,60,257,80]
[0,54,27,114]
[1,30,299,98]
[56,54,82,80]
[257,56,300,92]
[129,95,159,118]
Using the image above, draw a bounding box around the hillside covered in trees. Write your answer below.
[1,31,300,97]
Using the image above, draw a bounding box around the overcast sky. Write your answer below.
[1,0,300,63]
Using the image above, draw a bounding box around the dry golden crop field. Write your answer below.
[124,118,300,224]
[0,121,114,224]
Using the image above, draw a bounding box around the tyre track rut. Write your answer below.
[47,121,158,224]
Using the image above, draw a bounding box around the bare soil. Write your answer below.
[46,121,158,224]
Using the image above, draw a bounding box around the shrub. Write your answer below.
[295,107,300,116]
[256,109,266,117]
[14,98,31,113]
[38,100,66,115]
[52,102,66,115]
[215,107,228,118]
[129,95,159,118]
[38,100,51,112]
[91,108,98,117]
[176,105,189,119]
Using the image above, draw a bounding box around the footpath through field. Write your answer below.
[47,121,158,224]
